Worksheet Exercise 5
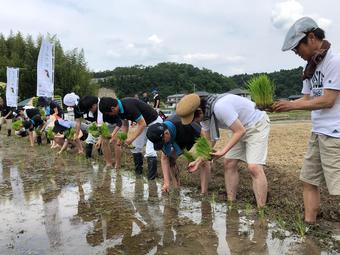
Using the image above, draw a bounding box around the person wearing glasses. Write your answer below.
[274,17,340,224]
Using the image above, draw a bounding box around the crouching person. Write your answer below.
[23,113,44,147]
[146,115,211,194]
[176,93,270,208]
[52,119,88,154]
[99,97,163,180]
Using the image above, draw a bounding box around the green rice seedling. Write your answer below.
[245,203,253,216]
[64,128,76,140]
[195,136,212,160]
[47,127,54,140]
[294,213,307,238]
[257,206,266,219]
[276,216,286,229]
[247,74,275,110]
[38,107,46,120]
[32,97,38,107]
[12,119,23,131]
[88,123,100,138]
[100,123,111,139]
[35,127,42,136]
[117,131,128,142]
[227,200,236,210]
[182,149,196,162]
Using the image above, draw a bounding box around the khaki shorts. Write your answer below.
[300,133,340,195]
[0,117,12,129]
[224,114,270,165]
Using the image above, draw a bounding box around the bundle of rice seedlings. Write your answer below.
[47,127,54,140]
[88,123,100,138]
[64,128,76,140]
[35,128,42,136]
[38,107,46,120]
[195,136,212,160]
[12,119,23,131]
[32,97,38,107]
[182,149,196,162]
[117,131,128,142]
[100,123,111,139]
[247,74,275,111]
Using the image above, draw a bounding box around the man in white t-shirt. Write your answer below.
[176,93,270,208]
[274,17,340,224]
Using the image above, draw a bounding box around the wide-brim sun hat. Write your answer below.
[282,17,319,51]
[63,92,80,107]
[176,93,200,125]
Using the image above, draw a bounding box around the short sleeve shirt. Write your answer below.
[153,94,160,108]
[26,108,40,119]
[201,94,264,131]
[119,98,158,125]
[167,115,201,151]
[301,49,340,137]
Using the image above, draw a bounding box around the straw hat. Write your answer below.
[176,93,200,125]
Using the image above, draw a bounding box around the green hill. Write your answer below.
[93,63,303,99]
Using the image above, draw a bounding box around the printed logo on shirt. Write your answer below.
[333,129,338,133]
[310,71,324,97]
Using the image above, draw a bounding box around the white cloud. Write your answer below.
[271,0,332,30]
[271,0,304,29]
[148,34,163,45]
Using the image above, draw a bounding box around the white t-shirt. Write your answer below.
[302,49,340,138]
[201,94,264,131]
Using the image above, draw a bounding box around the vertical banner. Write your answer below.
[37,39,55,97]
[6,67,19,107]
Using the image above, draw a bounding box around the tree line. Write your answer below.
[0,32,96,101]
[93,63,304,99]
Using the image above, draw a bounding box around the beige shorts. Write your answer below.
[224,114,270,165]
[0,117,12,129]
[300,133,340,195]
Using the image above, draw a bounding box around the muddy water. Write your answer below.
[0,139,337,255]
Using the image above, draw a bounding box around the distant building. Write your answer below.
[166,91,210,108]
[227,88,251,99]
[166,93,185,108]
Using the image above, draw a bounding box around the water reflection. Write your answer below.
[226,209,268,255]
[0,142,337,255]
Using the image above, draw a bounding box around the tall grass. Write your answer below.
[247,74,275,109]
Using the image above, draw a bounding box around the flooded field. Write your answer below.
[0,122,339,255]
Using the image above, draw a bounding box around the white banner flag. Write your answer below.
[37,39,54,97]
[6,67,19,107]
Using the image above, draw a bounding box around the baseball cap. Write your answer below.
[146,123,166,150]
[176,93,200,125]
[282,17,319,51]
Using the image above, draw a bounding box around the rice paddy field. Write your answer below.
[0,120,339,255]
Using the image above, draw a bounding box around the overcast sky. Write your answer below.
[0,0,339,76]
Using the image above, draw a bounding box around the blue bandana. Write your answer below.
[117,99,124,113]
[162,121,182,157]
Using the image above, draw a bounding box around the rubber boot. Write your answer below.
[133,153,143,176]
[85,143,93,159]
[147,156,158,180]
[7,129,11,136]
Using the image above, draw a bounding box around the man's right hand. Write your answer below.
[161,183,170,193]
